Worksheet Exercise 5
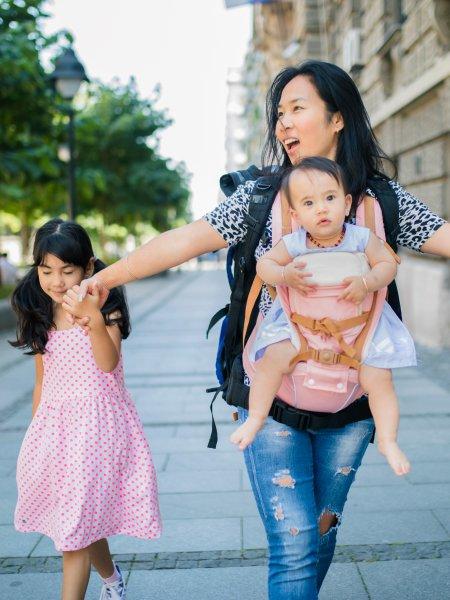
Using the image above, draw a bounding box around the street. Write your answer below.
[1,268,450,599]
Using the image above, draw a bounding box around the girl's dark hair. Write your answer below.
[281,156,349,208]
[10,218,131,355]
[262,60,396,204]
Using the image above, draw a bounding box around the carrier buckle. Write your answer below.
[312,348,338,365]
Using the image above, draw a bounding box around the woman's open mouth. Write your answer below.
[284,137,300,154]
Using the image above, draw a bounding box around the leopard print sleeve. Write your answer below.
[203,180,256,247]
[389,180,446,251]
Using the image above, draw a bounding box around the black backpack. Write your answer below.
[206,166,401,448]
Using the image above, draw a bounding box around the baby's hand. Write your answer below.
[230,416,265,451]
[62,284,102,320]
[283,261,316,296]
[338,276,368,304]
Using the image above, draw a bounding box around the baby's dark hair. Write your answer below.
[281,156,349,209]
[10,218,131,355]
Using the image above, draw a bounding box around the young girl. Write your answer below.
[230,157,416,476]
[10,219,161,600]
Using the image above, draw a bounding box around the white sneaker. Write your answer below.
[99,564,126,600]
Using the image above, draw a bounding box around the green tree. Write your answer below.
[75,80,190,234]
[0,0,67,254]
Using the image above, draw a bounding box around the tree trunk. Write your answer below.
[20,211,32,262]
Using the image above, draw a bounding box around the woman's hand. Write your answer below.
[77,276,110,303]
[62,284,102,320]
[338,276,368,303]
[283,261,316,296]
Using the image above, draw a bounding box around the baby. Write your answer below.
[230,157,416,476]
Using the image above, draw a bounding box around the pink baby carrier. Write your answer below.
[242,193,399,413]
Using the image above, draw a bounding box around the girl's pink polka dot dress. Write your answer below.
[15,326,162,551]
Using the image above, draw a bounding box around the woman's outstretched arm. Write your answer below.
[420,223,450,257]
[79,219,227,298]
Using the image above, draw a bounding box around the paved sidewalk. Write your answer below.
[1,268,450,599]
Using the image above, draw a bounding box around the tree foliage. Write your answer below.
[0,1,64,210]
[0,0,191,256]
[75,80,191,232]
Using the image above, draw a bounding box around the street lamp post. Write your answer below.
[50,48,89,220]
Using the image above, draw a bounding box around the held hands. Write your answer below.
[62,279,109,331]
[338,276,369,304]
[282,261,316,296]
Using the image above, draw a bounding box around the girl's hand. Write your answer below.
[283,261,316,296]
[64,278,109,330]
[338,276,368,303]
[62,284,102,321]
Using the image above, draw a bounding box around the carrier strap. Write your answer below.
[281,191,291,236]
[353,290,380,361]
[291,312,369,359]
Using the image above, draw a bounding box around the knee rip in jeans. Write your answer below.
[272,469,296,489]
[318,509,341,536]
[335,466,355,476]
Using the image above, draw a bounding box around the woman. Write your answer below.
[67,61,450,599]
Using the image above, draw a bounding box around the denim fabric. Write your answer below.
[238,407,374,600]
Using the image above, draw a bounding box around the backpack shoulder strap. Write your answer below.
[219,165,263,197]
[224,176,279,359]
[366,178,400,252]
[239,175,280,268]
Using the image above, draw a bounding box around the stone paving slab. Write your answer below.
[164,451,245,472]
[157,470,241,494]
[359,558,450,600]
[125,562,368,600]
[346,483,450,512]
[127,565,268,600]
[432,509,450,535]
[0,525,41,557]
[362,441,450,464]
[0,570,129,600]
[159,491,258,519]
[405,461,450,484]
[338,509,448,545]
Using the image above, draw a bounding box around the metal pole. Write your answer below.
[67,108,77,220]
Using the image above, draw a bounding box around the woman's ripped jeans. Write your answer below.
[238,407,375,600]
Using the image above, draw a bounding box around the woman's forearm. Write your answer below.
[420,223,450,257]
[97,219,227,289]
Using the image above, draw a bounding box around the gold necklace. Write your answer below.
[307,226,345,248]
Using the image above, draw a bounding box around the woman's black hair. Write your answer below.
[262,60,397,204]
[10,218,131,355]
[281,156,349,208]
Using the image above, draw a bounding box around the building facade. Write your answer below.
[242,0,450,347]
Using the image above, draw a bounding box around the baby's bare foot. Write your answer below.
[378,441,410,476]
